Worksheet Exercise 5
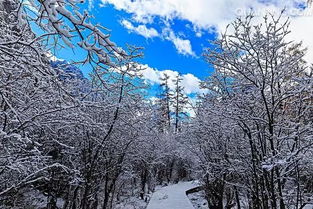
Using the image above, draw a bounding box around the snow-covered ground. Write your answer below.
[114,196,148,209]
[187,190,209,209]
[146,181,198,209]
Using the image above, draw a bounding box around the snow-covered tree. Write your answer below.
[0,0,150,208]
[193,13,313,209]
[171,74,189,133]
[157,73,172,132]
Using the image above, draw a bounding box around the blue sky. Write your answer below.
[51,0,312,97]
[54,1,217,80]
[89,3,216,80]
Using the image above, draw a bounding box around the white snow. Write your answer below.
[146,181,197,209]
[187,190,209,209]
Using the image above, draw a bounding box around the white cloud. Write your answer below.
[121,19,159,38]
[139,64,205,95]
[113,63,204,116]
[141,67,203,117]
[140,64,163,83]
[102,0,306,33]
[171,37,194,56]
[181,73,203,94]
[163,29,195,56]
[102,0,313,63]
[121,19,195,56]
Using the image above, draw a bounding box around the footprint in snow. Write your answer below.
[159,194,168,200]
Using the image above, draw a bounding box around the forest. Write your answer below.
[1,0,313,208]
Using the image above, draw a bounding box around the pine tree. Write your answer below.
[157,73,172,132]
[171,74,188,132]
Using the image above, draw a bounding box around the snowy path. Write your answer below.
[146,181,197,209]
